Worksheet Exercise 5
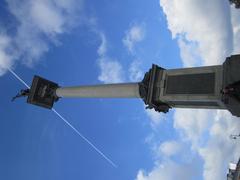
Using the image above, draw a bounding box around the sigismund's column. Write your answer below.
[24,54,240,117]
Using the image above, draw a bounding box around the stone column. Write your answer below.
[55,83,140,98]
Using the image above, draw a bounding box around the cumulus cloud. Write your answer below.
[128,60,144,82]
[136,1,240,180]
[123,23,145,53]
[178,38,202,67]
[173,110,240,180]
[160,0,234,66]
[0,34,13,75]
[0,0,82,74]
[158,140,182,157]
[98,57,124,83]
[174,109,214,148]
[230,6,240,54]
[97,33,107,56]
[97,32,124,83]
[198,111,240,180]
[138,111,240,180]
[136,160,197,180]
[145,108,165,126]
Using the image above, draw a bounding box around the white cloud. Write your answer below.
[0,0,82,74]
[158,141,182,157]
[178,38,202,67]
[97,33,107,56]
[173,110,240,180]
[136,1,240,180]
[173,109,214,148]
[230,6,240,54]
[30,1,64,34]
[160,0,233,66]
[98,57,124,83]
[145,108,164,126]
[0,34,13,75]
[136,160,197,180]
[198,111,240,180]
[123,24,145,53]
[128,60,144,82]
[96,32,124,83]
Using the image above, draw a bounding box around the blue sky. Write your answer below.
[0,0,240,180]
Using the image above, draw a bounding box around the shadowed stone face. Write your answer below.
[166,73,215,95]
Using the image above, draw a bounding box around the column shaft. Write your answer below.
[56,83,140,98]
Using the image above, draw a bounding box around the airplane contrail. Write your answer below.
[8,68,117,168]
[8,68,30,88]
[52,108,117,168]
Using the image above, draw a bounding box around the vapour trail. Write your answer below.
[52,108,117,168]
[8,68,117,168]
[8,68,30,88]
